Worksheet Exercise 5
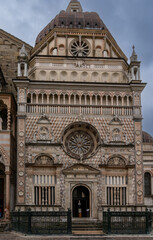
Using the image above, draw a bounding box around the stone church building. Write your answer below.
[0,0,153,222]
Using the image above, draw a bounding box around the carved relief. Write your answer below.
[107,156,126,166]
[19,88,25,102]
[112,128,121,142]
[109,116,123,143]
[35,155,54,165]
[39,127,49,140]
[33,114,55,142]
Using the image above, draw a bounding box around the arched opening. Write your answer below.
[72,185,90,218]
[27,93,31,103]
[144,172,151,196]
[0,100,7,130]
[0,162,5,218]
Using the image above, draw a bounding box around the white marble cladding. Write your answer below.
[29,62,129,83]
[31,62,123,70]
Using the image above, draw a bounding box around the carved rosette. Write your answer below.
[17,118,26,203]
[134,121,143,204]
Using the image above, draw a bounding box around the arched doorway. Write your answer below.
[72,185,90,218]
[0,163,5,218]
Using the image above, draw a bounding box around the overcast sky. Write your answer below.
[0,0,153,136]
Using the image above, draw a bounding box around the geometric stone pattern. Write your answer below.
[26,116,134,143]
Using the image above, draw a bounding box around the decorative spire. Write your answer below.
[19,44,28,57]
[130,45,138,62]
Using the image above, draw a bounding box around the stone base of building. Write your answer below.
[0,220,10,232]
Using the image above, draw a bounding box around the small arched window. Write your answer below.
[144,172,151,196]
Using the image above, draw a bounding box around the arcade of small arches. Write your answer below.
[27,91,133,106]
[31,70,124,83]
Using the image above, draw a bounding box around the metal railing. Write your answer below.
[11,209,72,235]
[103,208,152,234]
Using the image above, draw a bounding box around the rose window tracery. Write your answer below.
[70,40,90,57]
[67,131,93,159]
[62,122,100,160]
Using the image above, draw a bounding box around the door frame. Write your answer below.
[71,184,91,218]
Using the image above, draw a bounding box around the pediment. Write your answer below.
[37,114,50,124]
[63,164,99,175]
[109,115,122,125]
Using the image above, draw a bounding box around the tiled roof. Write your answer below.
[35,10,107,45]
[142,131,153,143]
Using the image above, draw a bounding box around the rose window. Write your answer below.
[71,40,90,57]
[62,123,100,160]
[66,131,94,159]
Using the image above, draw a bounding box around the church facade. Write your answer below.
[0,0,153,222]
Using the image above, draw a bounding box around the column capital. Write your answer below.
[5,170,11,175]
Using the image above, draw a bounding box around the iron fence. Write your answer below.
[11,209,72,235]
[103,208,152,234]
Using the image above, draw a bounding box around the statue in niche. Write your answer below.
[101,154,106,164]
[33,131,38,141]
[0,117,3,130]
[40,127,49,140]
[28,154,32,163]
[112,128,121,142]
[129,155,134,164]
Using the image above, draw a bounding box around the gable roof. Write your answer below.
[0,29,33,50]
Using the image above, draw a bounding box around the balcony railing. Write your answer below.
[25,104,135,116]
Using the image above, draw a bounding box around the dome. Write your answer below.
[142,131,153,143]
[35,0,107,45]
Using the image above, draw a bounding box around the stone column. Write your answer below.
[5,169,10,209]
[4,166,10,220]
[47,42,49,55]
[93,36,95,57]
[7,108,11,131]
[66,35,68,55]
[12,114,16,137]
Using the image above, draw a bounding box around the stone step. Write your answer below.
[72,230,105,236]
[72,221,102,232]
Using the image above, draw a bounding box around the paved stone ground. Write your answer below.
[0,232,153,240]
